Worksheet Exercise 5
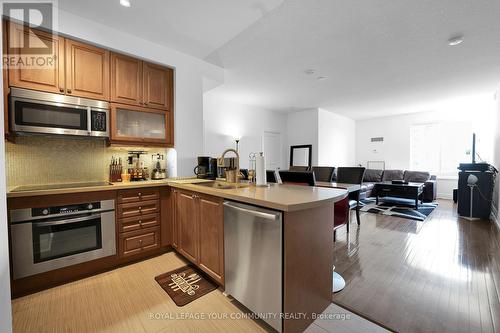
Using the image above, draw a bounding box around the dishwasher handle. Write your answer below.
[223,201,280,220]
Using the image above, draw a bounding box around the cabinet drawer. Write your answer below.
[119,213,159,233]
[117,188,159,203]
[117,199,159,218]
[119,227,160,258]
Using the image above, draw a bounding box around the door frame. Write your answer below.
[261,130,283,170]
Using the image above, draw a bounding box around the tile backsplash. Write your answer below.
[5,136,173,188]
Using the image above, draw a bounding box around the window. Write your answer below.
[410,122,472,177]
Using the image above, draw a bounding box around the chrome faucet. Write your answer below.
[218,149,240,183]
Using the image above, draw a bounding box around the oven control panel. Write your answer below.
[32,202,101,217]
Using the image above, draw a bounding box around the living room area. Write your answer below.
[269,93,500,332]
[203,81,500,332]
[199,2,500,328]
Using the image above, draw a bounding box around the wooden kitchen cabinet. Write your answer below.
[117,199,160,219]
[142,62,172,110]
[7,22,109,100]
[174,189,224,285]
[110,54,173,110]
[171,189,179,249]
[110,53,142,106]
[117,187,159,203]
[65,39,110,100]
[119,213,160,233]
[110,103,173,147]
[176,190,199,263]
[119,226,160,258]
[117,187,163,259]
[4,22,174,146]
[198,194,224,284]
[7,22,65,94]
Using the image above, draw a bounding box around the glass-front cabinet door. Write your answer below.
[110,103,172,146]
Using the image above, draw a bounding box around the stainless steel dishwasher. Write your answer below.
[223,201,282,332]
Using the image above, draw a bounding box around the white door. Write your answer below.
[262,131,282,170]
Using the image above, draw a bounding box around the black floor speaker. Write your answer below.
[457,171,495,219]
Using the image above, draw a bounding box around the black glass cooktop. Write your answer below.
[11,181,112,192]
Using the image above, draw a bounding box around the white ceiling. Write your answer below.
[58,0,284,59]
[60,0,500,119]
[205,0,500,119]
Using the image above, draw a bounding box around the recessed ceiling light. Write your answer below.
[317,76,328,81]
[448,35,464,46]
[120,0,131,7]
[304,69,316,75]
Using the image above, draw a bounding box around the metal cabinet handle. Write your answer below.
[86,106,92,133]
[33,213,102,227]
[138,192,142,196]
[67,89,72,94]
[59,88,64,93]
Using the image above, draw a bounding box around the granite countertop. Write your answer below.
[7,178,348,212]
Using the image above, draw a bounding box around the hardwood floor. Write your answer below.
[333,199,500,333]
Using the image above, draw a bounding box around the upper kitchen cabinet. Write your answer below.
[7,23,65,94]
[142,62,173,110]
[110,54,173,110]
[110,53,142,106]
[110,103,173,147]
[65,39,110,100]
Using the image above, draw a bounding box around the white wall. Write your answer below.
[0,18,13,333]
[7,9,225,176]
[203,91,287,169]
[318,109,356,166]
[356,100,496,199]
[286,109,319,166]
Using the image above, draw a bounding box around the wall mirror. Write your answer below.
[289,144,312,168]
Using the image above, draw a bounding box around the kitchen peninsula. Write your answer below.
[7,179,347,333]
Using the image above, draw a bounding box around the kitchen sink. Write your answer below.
[194,181,249,190]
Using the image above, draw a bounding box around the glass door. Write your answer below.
[110,103,171,145]
[14,100,88,132]
[32,214,102,263]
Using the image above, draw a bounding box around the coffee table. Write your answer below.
[375,182,425,209]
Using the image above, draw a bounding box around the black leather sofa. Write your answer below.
[358,169,437,202]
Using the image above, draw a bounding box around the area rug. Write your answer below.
[155,265,217,306]
[358,197,438,221]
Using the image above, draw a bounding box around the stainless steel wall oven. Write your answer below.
[10,199,116,279]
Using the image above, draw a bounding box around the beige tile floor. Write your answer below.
[12,251,386,333]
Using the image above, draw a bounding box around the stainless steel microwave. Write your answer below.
[10,87,110,138]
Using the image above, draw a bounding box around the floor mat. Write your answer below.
[358,197,438,221]
[155,265,217,306]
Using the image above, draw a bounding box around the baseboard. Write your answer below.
[437,194,453,200]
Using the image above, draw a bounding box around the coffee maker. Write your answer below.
[151,154,166,180]
[194,156,217,179]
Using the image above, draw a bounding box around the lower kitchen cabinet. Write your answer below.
[176,190,199,263]
[173,189,224,285]
[117,187,163,258]
[198,194,224,284]
[119,226,160,258]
